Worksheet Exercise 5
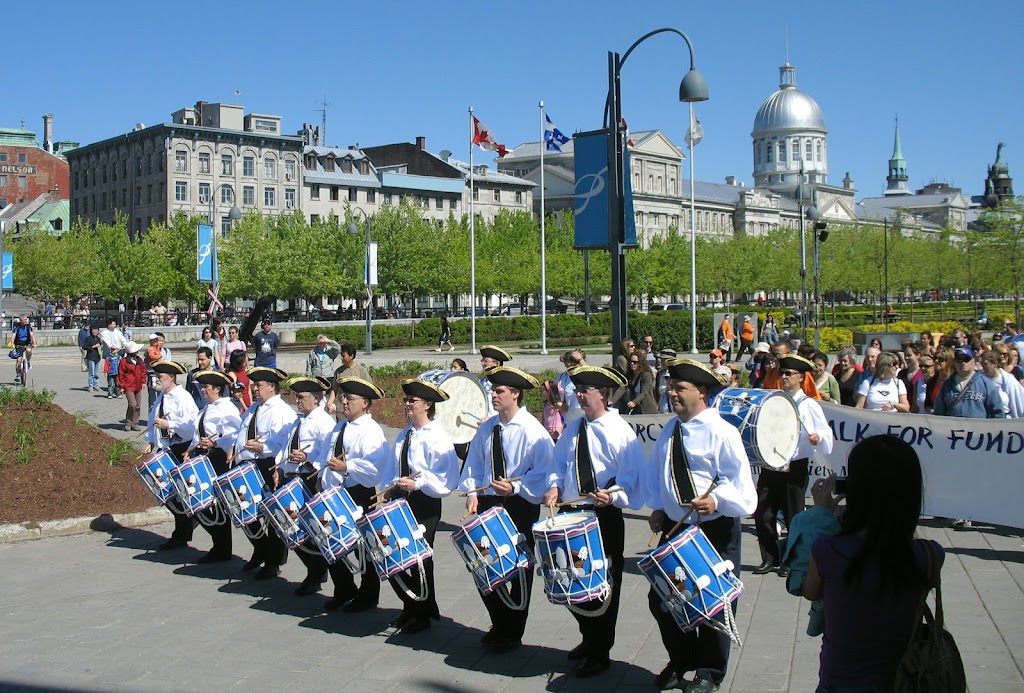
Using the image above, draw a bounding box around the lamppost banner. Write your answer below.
[572,130,637,249]
[1,252,12,290]
[196,224,218,283]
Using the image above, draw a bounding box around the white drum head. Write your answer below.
[421,370,488,444]
[754,394,800,469]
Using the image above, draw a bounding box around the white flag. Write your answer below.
[685,111,703,147]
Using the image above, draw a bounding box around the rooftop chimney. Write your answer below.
[42,113,54,153]
[416,136,426,151]
[725,175,736,186]
[843,171,855,190]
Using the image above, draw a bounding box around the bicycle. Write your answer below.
[13,345,29,387]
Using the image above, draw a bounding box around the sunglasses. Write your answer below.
[954,356,973,363]
[779,369,802,377]
[630,360,641,364]
[403,397,424,404]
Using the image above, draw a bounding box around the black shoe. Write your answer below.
[685,677,720,693]
[254,566,281,580]
[488,637,522,654]
[158,538,189,551]
[324,595,353,611]
[778,565,792,579]
[567,642,588,661]
[342,599,377,613]
[752,560,778,575]
[400,617,432,635]
[655,663,681,690]
[392,612,414,629]
[575,656,611,678]
[242,556,263,571]
[480,628,498,646]
[197,551,232,564]
[294,579,323,596]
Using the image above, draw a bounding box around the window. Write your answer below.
[221,217,233,236]
[158,182,164,201]
[304,154,317,169]
[146,184,152,204]
[198,182,211,203]
[220,186,233,204]
[18,153,26,163]
[472,188,479,201]
[111,162,118,182]
[0,175,6,186]
[778,142,786,162]
[135,187,142,204]
[102,164,108,184]
[493,189,500,202]
[18,176,27,188]
[264,187,276,206]
[158,154,164,173]
[792,140,800,161]
[122,161,128,178]
[390,194,397,205]
[348,188,357,202]
[360,160,369,175]
[122,189,128,205]
[221,154,233,175]
[175,151,187,173]
[816,140,823,162]
[243,186,255,206]
[515,191,523,203]
[264,157,276,178]
[330,186,339,201]
[101,192,107,210]
[146,154,154,175]
[175,181,187,202]
[243,157,255,177]
[420,196,429,209]
[451,199,458,212]
[53,219,63,231]
[435,197,443,210]
[285,160,295,180]
[755,142,761,165]
[648,175,653,191]
[199,153,211,174]
[310,214,320,224]
[325,157,336,172]
[766,141,773,163]
[0,153,6,161]
[341,159,353,174]
[253,119,277,133]
[366,189,376,204]
[285,188,295,207]
[135,218,141,234]
[311,184,321,200]
[805,140,813,161]
[136,158,143,176]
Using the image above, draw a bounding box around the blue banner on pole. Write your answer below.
[1,252,12,290]
[196,224,218,283]
[572,129,637,249]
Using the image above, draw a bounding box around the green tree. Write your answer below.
[978,197,1024,323]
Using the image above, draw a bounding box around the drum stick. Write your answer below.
[647,531,660,548]
[457,476,523,496]
[371,471,422,500]
[461,410,483,422]
[458,510,475,523]
[272,446,312,470]
[665,476,720,540]
[557,486,622,508]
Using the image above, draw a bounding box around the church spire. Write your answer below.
[884,116,911,196]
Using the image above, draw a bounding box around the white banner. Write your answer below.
[624,404,1024,530]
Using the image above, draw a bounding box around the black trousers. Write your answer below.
[648,514,742,685]
[194,447,232,555]
[388,490,441,621]
[166,442,198,543]
[753,458,810,564]
[475,494,540,641]
[568,504,625,661]
[244,457,288,568]
[327,484,381,605]
[287,472,329,584]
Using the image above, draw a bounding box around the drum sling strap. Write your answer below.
[574,419,596,495]
[333,422,347,458]
[157,396,168,441]
[671,420,697,505]
[197,409,207,438]
[399,431,412,479]
[246,403,260,441]
[491,424,507,482]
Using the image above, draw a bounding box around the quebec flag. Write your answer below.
[544,115,570,153]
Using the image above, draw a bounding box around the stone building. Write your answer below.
[0,114,73,217]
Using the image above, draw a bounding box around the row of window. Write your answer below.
[174,151,296,180]
[0,153,28,163]
[0,175,27,188]
[754,137,825,166]
[304,153,370,175]
[636,210,731,233]
[470,188,523,203]
[172,182,297,208]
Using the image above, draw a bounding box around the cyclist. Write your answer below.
[12,315,36,384]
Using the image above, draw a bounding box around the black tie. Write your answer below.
[290,423,301,452]
[333,422,347,458]
[197,409,207,438]
[491,424,506,481]
[246,403,260,441]
[671,420,697,504]
[157,395,167,440]
[399,431,412,478]
[574,419,596,495]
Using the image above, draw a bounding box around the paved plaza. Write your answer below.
[1,344,1023,691]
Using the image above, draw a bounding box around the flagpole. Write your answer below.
[689,103,698,354]
[469,106,477,355]
[539,101,548,355]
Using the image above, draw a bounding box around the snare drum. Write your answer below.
[214,462,267,527]
[261,477,312,549]
[420,369,488,444]
[638,524,744,632]
[532,511,609,606]
[169,455,218,515]
[709,387,799,469]
[357,498,432,580]
[451,506,531,595]
[135,450,179,504]
[298,486,364,564]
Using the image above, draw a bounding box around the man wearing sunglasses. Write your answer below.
[933,346,1004,420]
[555,349,587,420]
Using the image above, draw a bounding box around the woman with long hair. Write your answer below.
[614,337,635,377]
[924,346,956,414]
[803,435,943,691]
[834,349,860,407]
[855,352,910,412]
[622,348,657,414]
[811,351,840,403]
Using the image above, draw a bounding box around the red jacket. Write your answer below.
[118,355,148,392]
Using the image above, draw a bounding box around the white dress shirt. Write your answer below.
[480,376,497,418]
[191,397,242,454]
[146,385,199,450]
[279,406,336,475]
[792,391,835,461]
[556,372,580,411]
[100,327,127,356]
[380,419,459,499]
[233,394,297,466]
[550,408,643,510]
[459,406,557,504]
[645,407,757,523]
[318,414,391,490]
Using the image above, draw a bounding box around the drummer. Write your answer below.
[234,367,297,580]
[188,370,241,563]
[319,377,391,613]
[645,359,757,692]
[753,354,834,577]
[479,345,511,418]
[281,376,337,597]
[143,360,200,552]
[381,378,460,634]
[459,366,556,653]
[546,366,643,679]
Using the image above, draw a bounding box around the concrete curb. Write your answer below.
[0,506,170,544]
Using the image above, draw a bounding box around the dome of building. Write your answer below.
[752,64,826,135]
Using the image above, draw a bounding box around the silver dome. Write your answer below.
[752,64,826,135]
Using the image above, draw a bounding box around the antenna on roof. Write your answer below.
[316,95,332,146]
[784,21,789,64]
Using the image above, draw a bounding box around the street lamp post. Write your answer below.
[605,28,708,361]
[205,185,241,319]
[348,208,373,355]
[797,164,818,344]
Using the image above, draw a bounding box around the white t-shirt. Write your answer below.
[856,375,906,411]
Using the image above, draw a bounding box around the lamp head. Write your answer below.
[347,222,360,235]
[679,68,709,102]
[228,206,242,221]
[806,205,820,221]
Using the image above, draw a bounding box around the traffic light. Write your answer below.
[815,220,829,242]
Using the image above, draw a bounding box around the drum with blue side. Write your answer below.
[214,462,267,527]
[357,498,433,580]
[451,505,531,595]
[532,511,609,606]
[261,477,312,549]
[136,450,179,504]
[169,455,218,515]
[299,485,364,564]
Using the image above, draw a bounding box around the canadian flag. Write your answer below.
[621,117,634,148]
[472,116,509,158]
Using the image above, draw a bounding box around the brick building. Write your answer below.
[0,114,73,210]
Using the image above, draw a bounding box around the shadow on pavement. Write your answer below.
[945,546,1024,564]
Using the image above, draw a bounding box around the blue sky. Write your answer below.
[7,1,1021,199]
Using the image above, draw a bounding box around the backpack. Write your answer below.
[893,540,967,692]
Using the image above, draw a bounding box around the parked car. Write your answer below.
[498,303,530,316]
[576,299,610,313]
[462,307,488,317]
[650,303,688,312]
[544,299,569,314]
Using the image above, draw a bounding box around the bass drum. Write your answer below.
[420,369,488,444]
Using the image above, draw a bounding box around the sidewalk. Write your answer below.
[1,345,1022,691]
